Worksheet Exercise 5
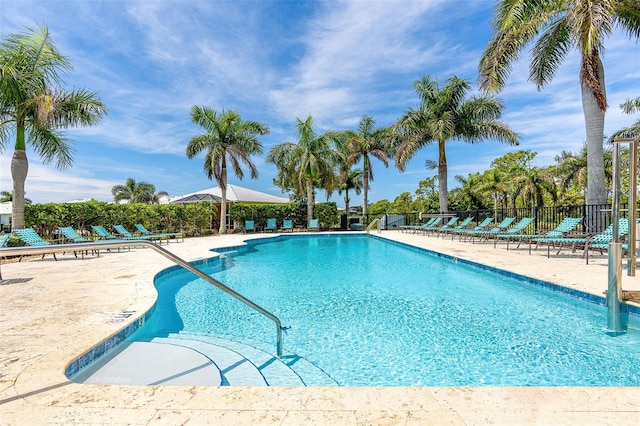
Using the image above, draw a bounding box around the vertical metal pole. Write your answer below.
[627,139,637,276]
[607,142,623,333]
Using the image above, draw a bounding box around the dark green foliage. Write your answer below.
[24,200,216,239]
[229,201,338,230]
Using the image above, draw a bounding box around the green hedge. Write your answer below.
[229,202,339,231]
[24,200,216,239]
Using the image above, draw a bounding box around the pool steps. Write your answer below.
[162,333,339,386]
[73,333,338,386]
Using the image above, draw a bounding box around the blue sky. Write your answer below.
[1,0,638,206]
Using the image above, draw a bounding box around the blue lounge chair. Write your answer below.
[450,217,494,241]
[244,220,255,233]
[440,216,473,237]
[492,217,536,248]
[424,217,459,236]
[58,227,99,258]
[0,233,11,248]
[134,224,183,242]
[113,225,155,241]
[465,217,516,243]
[538,218,630,264]
[92,225,123,240]
[281,219,293,232]
[308,219,319,231]
[265,218,277,232]
[13,228,57,260]
[523,217,583,254]
[402,217,438,234]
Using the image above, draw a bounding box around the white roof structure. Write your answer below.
[170,184,289,204]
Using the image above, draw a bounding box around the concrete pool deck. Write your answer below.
[0,230,639,425]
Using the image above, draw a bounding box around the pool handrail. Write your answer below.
[0,239,286,357]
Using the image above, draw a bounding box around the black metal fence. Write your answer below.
[378,203,637,233]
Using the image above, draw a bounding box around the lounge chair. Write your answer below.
[13,228,57,260]
[521,217,583,254]
[0,233,11,248]
[244,220,255,233]
[538,218,631,264]
[465,217,517,243]
[401,217,438,234]
[434,216,470,238]
[58,227,99,258]
[134,224,183,242]
[450,217,494,241]
[265,218,277,232]
[92,225,123,240]
[491,217,536,248]
[281,219,293,232]
[308,219,319,231]
[424,217,459,236]
[415,217,443,235]
[113,225,158,242]
[0,233,12,279]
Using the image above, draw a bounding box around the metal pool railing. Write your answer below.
[0,239,286,357]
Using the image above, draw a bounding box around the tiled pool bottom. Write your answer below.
[66,234,640,387]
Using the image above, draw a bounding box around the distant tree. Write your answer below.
[344,115,393,219]
[394,74,518,212]
[479,0,640,206]
[0,23,107,230]
[610,97,640,140]
[337,168,363,220]
[0,190,32,205]
[368,199,391,217]
[186,107,268,234]
[111,178,166,204]
[266,116,340,224]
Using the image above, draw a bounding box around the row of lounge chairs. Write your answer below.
[244,218,319,233]
[1,224,183,262]
[401,215,636,264]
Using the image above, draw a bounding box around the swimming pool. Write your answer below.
[135,234,640,386]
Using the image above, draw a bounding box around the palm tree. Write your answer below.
[478,0,640,207]
[511,166,558,211]
[344,115,392,220]
[0,24,107,230]
[553,144,613,198]
[394,74,519,212]
[111,178,166,204]
[266,116,340,224]
[338,168,363,222]
[610,97,640,140]
[186,107,268,234]
[0,190,32,205]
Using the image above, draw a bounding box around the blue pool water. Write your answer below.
[137,234,640,386]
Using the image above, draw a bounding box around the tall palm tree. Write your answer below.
[478,0,640,207]
[394,74,519,212]
[186,107,268,234]
[0,24,107,230]
[111,178,165,204]
[338,168,363,221]
[266,116,340,224]
[344,115,392,220]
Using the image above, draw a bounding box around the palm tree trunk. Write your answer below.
[11,149,28,231]
[306,179,314,224]
[438,140,448,213]
[582,63,607,206]
[344,190,350,227]
[219,158,228,234]
[363,160,369,220]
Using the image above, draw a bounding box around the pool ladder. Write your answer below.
[0,239,286,357]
